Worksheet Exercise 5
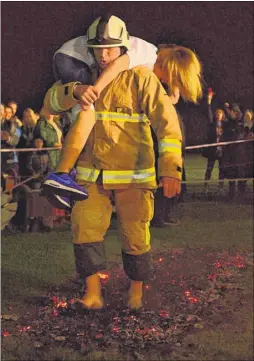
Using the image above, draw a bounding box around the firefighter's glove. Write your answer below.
[159,176,181,199]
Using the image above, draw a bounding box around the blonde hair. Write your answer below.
[155,45,203,104]
[215,108,226,121]
[22,108,38,127]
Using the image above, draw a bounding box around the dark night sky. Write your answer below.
[1,1,253,143]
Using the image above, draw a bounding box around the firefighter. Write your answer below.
[42,15,157,206]
[42,16,202,208]
[46,14,184,310]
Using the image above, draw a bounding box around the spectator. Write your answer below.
[7,100,22,128]
[12,136,54,233]
[224,102,243,124]
[235,109,254,195]
[26,137,50,189]
[20,108,38,147]
[34,110,62,170]
[1,105,20,174]
[222,102,244,199]
[202,89,227,193]
[0,103,5,122]
[17,108,39,177]
[244,109,253,134]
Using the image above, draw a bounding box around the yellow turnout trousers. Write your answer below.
[71,182,154,280]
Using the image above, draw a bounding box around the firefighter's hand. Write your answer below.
[159,177,181,198]
[73,85,100,110]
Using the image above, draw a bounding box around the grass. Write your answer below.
[1,153,253,360]
[2,202,253,307]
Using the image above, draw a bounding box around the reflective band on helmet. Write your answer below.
[103,167,156,184]
[76,167,100,182]
[96,112,148,123]
[159,139,182,155]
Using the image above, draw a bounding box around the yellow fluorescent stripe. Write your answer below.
[159,139,182,154]
[145,222,150,246]
[96,112,148,123]
[51,88,62,113]
[76,167,100,182]
[103,167,155,176]
[159,147,182,155]
[76,167,156,184]
[103,175,156,184]
[160,138,181,145]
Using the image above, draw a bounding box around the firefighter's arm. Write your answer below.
[44,55,130,114]
[43,80,80,115]
[73,54,130,109]
[137,68,183,196]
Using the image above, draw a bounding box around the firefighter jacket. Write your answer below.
[75,66,182,189]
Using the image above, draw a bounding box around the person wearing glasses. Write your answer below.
[43,14,184,311]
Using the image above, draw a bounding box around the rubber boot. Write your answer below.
[78,273,104,310]
[55,108,96,173]
[128,280,143,310]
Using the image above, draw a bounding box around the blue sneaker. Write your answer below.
[45,194,72,210]
[42,170,88,201]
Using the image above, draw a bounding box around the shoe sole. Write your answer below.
[43,180,88,201]
[45,195,71,210]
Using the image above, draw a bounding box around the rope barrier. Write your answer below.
[185,138,253,150]
[0,138,253,153]
[0,146,61,153]
[2,174,41,195]
[181,177,254,184]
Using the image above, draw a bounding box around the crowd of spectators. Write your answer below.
[202,89,254,200]
[1,103,63,180]
[1,101,66,232]
[1,95,254,232]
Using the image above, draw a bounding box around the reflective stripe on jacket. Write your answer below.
[76,166,156,185]
[43,80,80,115]
[76,66,183,189]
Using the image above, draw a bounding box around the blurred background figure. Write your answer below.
[7,100,22,128]
[34,109,62,171]
[1,105,20,174]
[11,136,54,233]
[26,137,49,189]
[234,109,254,196]
[222,102,247,200]
[17,108,39,178]
[0,103,5,122]
[202,88,227,194]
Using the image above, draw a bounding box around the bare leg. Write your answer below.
[55,109,96,173]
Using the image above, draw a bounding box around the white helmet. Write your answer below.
[87,15,130,50]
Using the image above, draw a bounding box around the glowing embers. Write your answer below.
[2,330,11,337]
[52,296,68,309]
[98,271,110,283]
[19,325,32,333]
[159,310,169,318]
[213,254,246,270]
[184,290,198,304]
